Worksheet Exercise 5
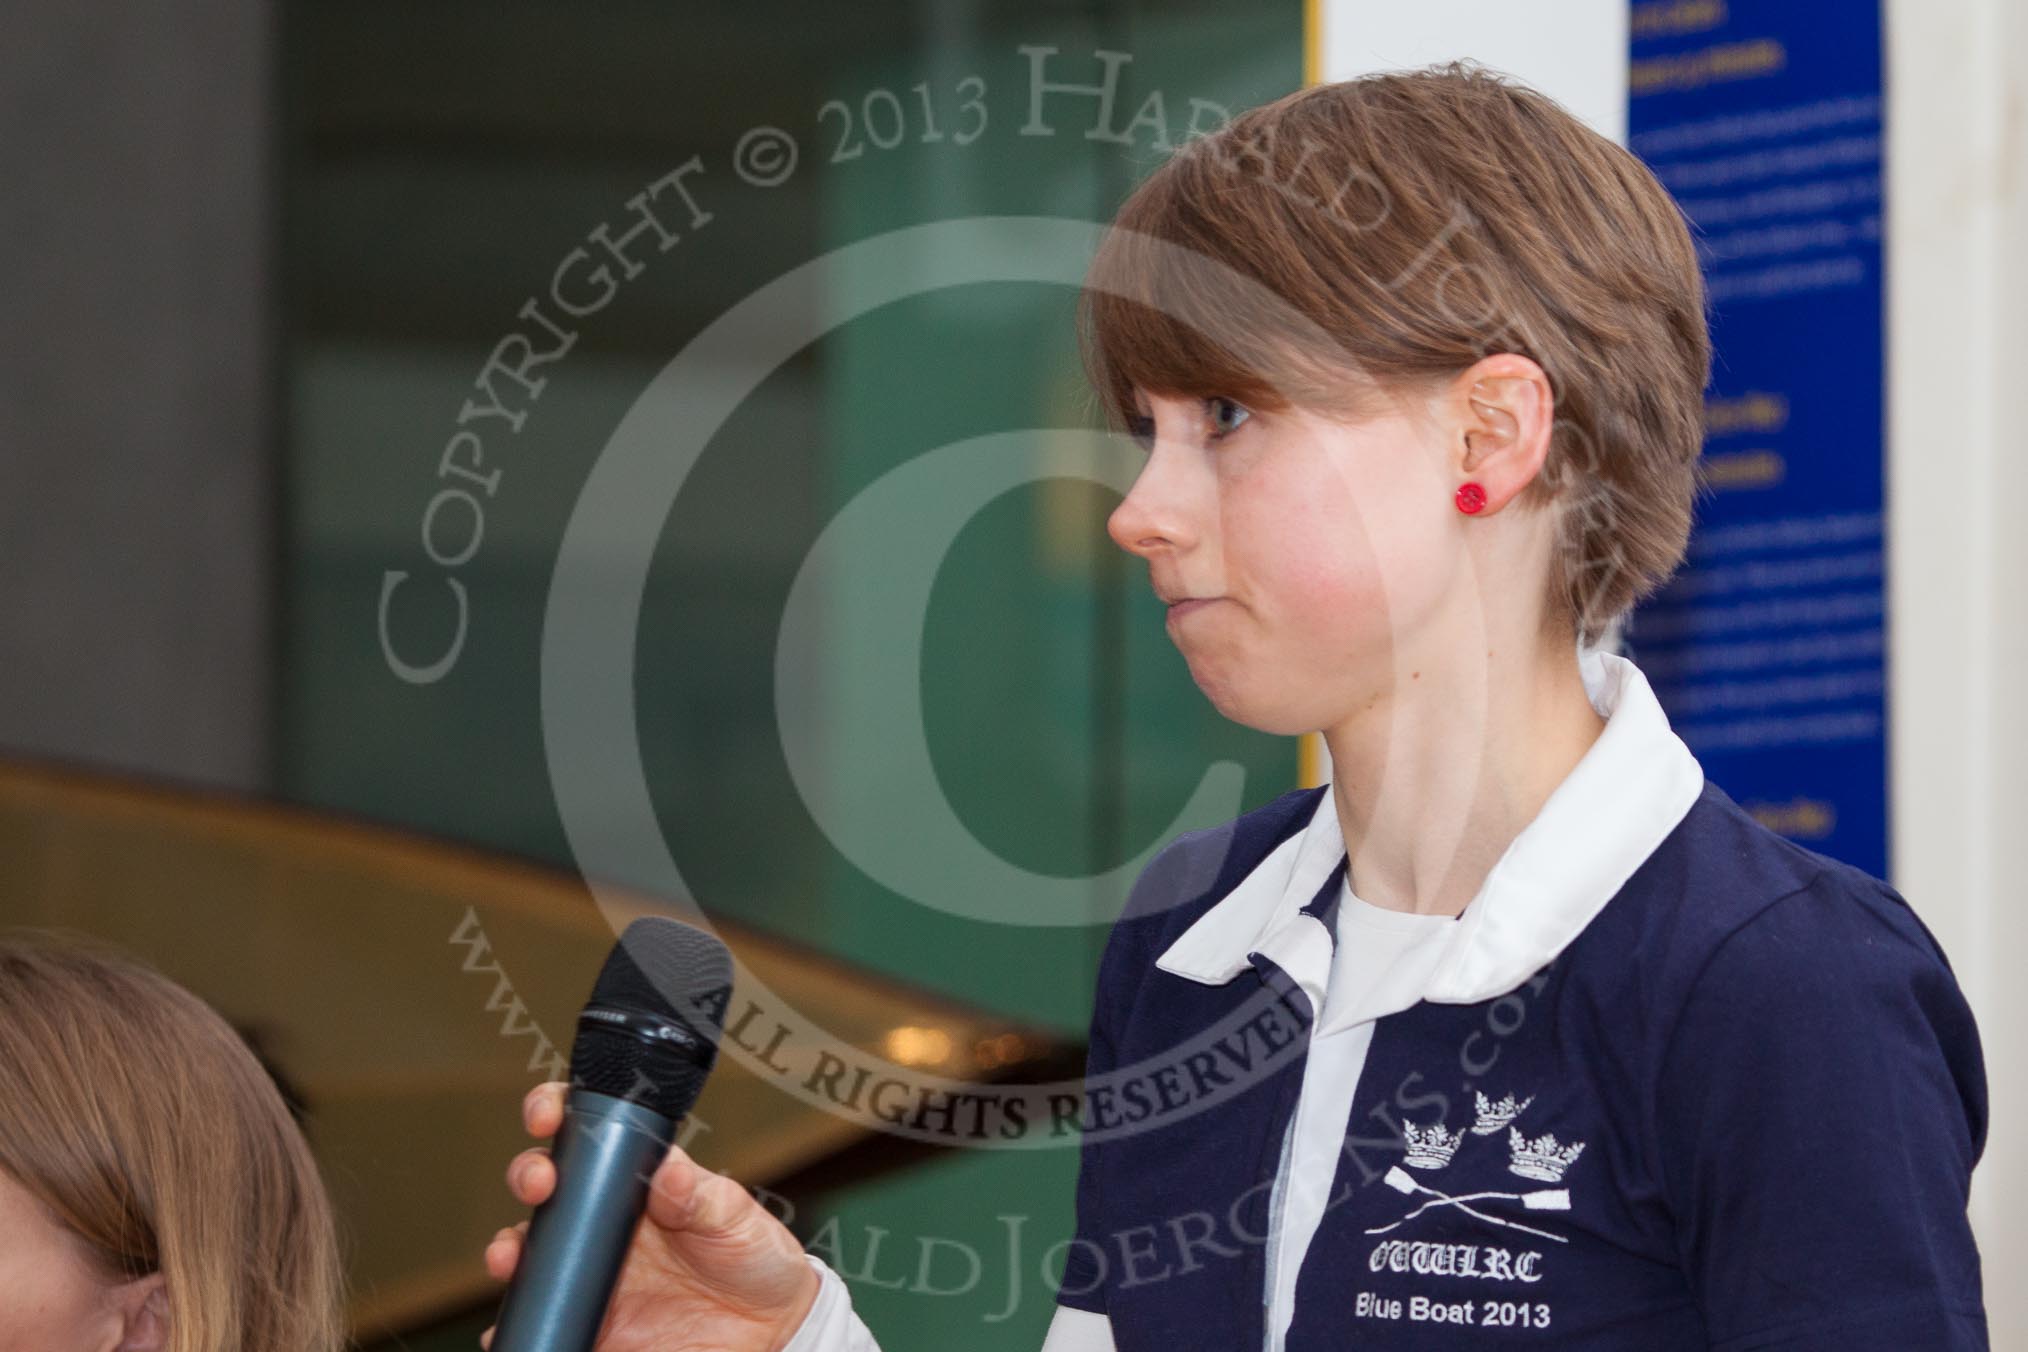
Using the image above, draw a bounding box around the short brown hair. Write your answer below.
[0,931,346,1352]
[1078,60,1712,647]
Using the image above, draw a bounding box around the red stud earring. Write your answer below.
[1455,482,1487,515]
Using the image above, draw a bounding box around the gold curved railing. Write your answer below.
[0,758,1070,1339]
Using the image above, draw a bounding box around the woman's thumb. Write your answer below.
[644,1146,759,1237]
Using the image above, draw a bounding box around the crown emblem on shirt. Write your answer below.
[1469,1090,1534,1135]
[1507,1127,1585,1182]
[1402,1118,1465,1170]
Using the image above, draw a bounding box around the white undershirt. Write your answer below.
[1265,876,1458,1351]
[786,875,1459,1352]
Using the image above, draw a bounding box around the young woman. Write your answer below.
[486,63,1988,1351]
[0,932,346,1352]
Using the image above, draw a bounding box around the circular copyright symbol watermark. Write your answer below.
[405,45,1545,1154]
[537,211,1442,1147]
[733,126,798,186]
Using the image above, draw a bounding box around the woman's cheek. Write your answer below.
[1272,543,1390,636]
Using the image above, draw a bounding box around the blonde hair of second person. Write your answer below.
[0,931,346,1352]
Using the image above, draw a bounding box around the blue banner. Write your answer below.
[1625,1,1888,877]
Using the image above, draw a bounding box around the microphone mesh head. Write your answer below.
[570,917,733,1120]
[592,916,734,1020]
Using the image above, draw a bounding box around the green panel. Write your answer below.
[810,16,1305,1034]
[803,11,1302,1349]
[802,1146,1082,1349]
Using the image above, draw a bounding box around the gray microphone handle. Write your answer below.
[490,1090,677,1352]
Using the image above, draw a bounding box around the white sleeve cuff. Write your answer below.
[1040,1302,1117,1351]
[778,1253,881,1352]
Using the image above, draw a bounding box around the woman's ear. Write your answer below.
[109,1273,169,1352]
[1451,355,1555,513]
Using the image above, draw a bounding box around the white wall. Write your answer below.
[1316,0,1627,142]
[1885,0,2025,1340]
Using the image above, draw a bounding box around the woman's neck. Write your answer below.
[1319,625,1607,918]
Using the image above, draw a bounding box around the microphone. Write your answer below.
[490,916,734,1352]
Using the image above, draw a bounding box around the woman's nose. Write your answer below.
[1107,454,1197,558]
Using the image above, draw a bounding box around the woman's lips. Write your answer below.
[1166,597,1219,622]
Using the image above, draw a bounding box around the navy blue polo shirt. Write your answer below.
[1055,772,1988,1349]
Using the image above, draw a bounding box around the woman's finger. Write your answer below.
[507,1148,556,1206]
[522,1081,567,1139]
[483,1222,527,1282]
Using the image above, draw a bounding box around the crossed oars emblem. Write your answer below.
[1363,1165,1572,1244]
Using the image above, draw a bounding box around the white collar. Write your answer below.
[1153,648,1705,1010]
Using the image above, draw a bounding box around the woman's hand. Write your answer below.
[482,1083,821,1352]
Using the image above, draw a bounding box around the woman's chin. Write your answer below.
[1189,671,1311,737]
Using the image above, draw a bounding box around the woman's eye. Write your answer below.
[1206,396,1251,439]
[1126,414,1156,450]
